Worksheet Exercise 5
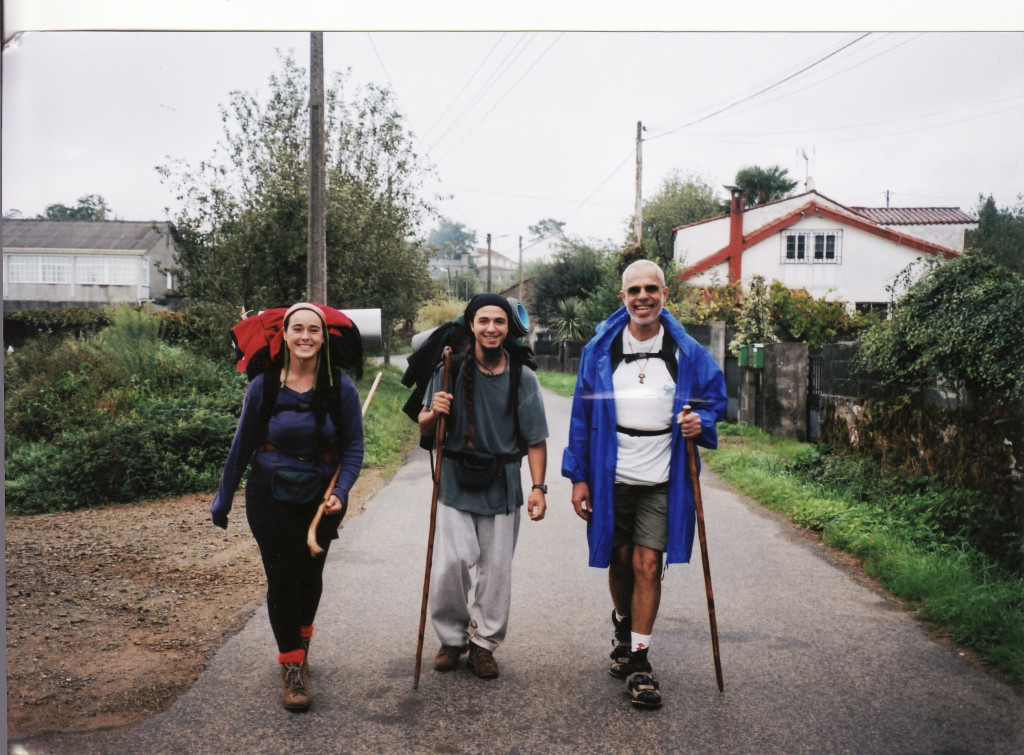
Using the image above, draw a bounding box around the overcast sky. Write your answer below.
[3,14,1022,261]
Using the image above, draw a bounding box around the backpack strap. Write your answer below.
[611,326,679,383]
[419,351,529,456]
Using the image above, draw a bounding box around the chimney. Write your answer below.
[728,187,744,283]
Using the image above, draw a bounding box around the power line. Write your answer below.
[645,33,872,143]
[684,93,1024,140]
[706,33,925,126]
[421,33,508,141]
[428,33,538,154]
[435,33,564,163]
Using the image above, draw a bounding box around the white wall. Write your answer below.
[683,214,945,305]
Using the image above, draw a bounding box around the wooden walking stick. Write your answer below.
[682,404,724,692]
[413,346,452,690]
[307,371,383,557]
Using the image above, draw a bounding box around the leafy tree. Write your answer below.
[427,217,477,259]
[40,194,111,221]
[159,52,433,359]
[528,218,566,241]
[966,194,1024,275]
[856,255,1024,404]
[640,171,721,267]
[530,238,611,326]
[732,165,798,207]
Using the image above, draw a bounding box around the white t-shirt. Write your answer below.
[613,327,676,485]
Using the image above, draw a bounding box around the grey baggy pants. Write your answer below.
[429,504,521,652]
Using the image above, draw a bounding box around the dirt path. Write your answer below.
[5,468,390,741]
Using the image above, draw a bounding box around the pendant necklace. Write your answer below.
[627,331,650,384]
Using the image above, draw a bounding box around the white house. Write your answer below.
[2,219,178,311]
[673,189,976,311]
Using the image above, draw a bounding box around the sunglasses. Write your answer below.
[625,284,662,295]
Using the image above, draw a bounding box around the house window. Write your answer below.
[78,257,138,285]
[813,232,840,262]
[7,254,71,283]
[784,234,807,262]
[782,231,842,264]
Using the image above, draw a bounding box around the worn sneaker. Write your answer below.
[626,671,663,708]
[434,645,466,672]
[610,647,652,679]
[610,610,632,669]
[281,661,311,711]
[467,642,500,679]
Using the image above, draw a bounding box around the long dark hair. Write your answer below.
[276,310,339,449]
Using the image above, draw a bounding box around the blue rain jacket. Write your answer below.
[561,307,726,567]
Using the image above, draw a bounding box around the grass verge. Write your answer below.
[356,364,421,473]
[536,370,576,397]
[705,422,1023,684]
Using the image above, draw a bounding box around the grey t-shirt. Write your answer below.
[424,355,548,515]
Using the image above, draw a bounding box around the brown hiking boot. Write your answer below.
[434,645,466,672]
[467,642,499,679]
[281,661,311,711]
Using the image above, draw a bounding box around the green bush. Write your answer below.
[5,306,246,513]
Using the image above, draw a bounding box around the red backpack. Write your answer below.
[231,305,364,380]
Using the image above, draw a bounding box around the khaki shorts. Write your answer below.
[611,482,669,552]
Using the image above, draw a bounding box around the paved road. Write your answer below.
[16,388,1023,754]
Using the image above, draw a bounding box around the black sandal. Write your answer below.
[626,671,663,708]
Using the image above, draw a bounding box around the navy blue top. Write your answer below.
[210,371,364,526]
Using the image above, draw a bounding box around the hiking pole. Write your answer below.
[682,404,724,692]
[307,371,383,557]
[413,346,452,690]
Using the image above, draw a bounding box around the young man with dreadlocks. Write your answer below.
[418,293,549,678]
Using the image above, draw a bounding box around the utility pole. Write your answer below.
[486,233,492,292]
[518,235,523,293]
[307,32,327,304]
[633,120,643,250]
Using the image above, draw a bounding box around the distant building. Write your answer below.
[428,245,521,292]
[2,219,178,311]
[673,189,976,312]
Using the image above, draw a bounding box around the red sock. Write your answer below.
[278,649,305,665]
[300,625,314,640]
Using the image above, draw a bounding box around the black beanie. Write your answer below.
[464,293,514,326]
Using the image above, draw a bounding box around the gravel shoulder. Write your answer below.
[5,468,388,741]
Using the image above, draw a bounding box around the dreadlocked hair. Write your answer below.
[460,339,477,447]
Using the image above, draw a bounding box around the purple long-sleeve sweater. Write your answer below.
[210,371,364,527]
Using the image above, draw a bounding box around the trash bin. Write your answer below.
[737,344,749,367]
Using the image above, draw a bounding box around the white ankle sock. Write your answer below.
[631,632,652,653]
[615,610,628,624]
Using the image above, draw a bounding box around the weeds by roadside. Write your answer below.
[706,423,1024,683]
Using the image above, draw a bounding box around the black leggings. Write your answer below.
[245,463,341,655]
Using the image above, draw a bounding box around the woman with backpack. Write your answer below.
[210,302,364,711]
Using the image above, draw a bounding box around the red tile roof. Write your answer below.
[852,207,976,225]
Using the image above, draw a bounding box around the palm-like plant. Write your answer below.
[551,297,589,343]
[734,165,798,207]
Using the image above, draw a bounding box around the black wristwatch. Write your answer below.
[531,483,547,494]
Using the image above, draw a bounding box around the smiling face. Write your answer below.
[282,309,325,361]
[469,305,510,356]
[620,261,668,335]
